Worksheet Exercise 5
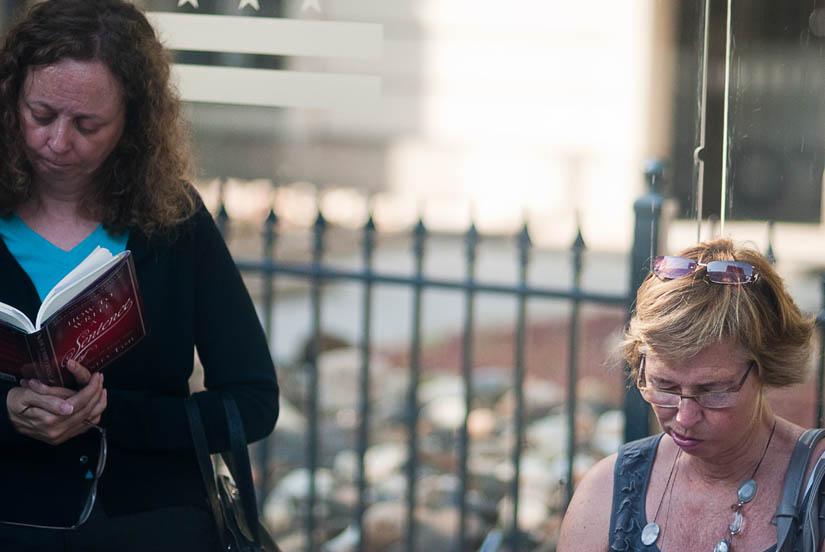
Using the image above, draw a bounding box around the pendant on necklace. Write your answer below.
[729,511,744,535]
[737,479,757,504]
[641,522,660,545]
[714,538,731,552]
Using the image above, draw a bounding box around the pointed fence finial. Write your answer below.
[571,211,586,254]
[571,215,586,286]
[312,208,327,261]
[263,207,278,252]
[266,207,278,226]
[314,209,327,231]
[643,159,665,194]
[215,178,229,235]
[517,222,532,269]
[363,213,376,253]
[765,221,776,264]
[216,202,229,238]
[364,213,376,232]
[465,222,479,262]
[364,195,377,234]
[413,218,427,258]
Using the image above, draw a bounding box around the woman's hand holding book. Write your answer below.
[6,360,107,445]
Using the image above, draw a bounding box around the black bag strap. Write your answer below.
[802,457,825,552]
[219,394,260,544]
[186,395,262,549]
[185,397,229,551]
[776,428,825,552]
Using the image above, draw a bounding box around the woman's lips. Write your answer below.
[670,430,701,448]
[40,157,71,169]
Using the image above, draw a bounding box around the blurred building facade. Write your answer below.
[2,1,825,263]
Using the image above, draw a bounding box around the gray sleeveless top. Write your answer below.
[608,434,776,552]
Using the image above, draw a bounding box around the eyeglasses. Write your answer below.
[4,421,107,530]
[652,255,758,284]
[73,422,108,528]
[636,357,754,409]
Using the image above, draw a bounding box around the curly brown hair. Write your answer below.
[622,238,815,388]
[0,0,196,237]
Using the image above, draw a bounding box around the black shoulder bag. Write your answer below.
[185,395,281,552]
[775,428,825,552]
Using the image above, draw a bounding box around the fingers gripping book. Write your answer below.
[0,247,147,387]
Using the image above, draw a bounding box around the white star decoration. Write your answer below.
[302,0,322,13]
[176,0,321,13]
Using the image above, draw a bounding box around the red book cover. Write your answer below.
[0,249,146,387]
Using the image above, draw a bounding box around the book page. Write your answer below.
[36,248,127,330]
[0,303,35,333]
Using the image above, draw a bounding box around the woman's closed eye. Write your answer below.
[28,107,101,134]
[31,112,54,125]
[646,378,679,391]
[75,122,100,135]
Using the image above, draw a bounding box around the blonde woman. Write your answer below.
[559,238,822,552]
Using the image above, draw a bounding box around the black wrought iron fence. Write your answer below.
[211,160,825,552]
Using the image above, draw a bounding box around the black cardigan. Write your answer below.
[0,203,279,517]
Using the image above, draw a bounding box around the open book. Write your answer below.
[0,247,146,387]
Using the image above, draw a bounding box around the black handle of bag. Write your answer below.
[220,394,260,543]
[186,398,229,550]
[775,428,825,552]
[186,395,261,549]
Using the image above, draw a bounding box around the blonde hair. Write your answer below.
[623,238,814,387]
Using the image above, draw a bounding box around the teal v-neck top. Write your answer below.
[0,213,129,301]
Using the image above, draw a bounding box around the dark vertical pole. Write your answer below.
[306,211,326,552]
[216,180,229,238]
[565,228,585,507]
[257,206,278,511]
[508,224,531,552]
[817,276,825,428]
[457,223,478,551]
[356,215,376,552]
[405,219,427,552]
[624,160,664,443]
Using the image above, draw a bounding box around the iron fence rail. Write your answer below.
[215,163,661,552]
[222,206,632,551]
[232,260,630,305]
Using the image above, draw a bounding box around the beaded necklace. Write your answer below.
[641,420,777,551]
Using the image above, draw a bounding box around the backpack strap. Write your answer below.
[775,428,825,552]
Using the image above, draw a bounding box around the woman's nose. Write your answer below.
[48,119,72,154]
[674,396,703,426]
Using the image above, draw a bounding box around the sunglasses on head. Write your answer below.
[652,255,758,284]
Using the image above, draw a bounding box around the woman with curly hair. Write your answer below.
[558,238,824,552]
[0,1,278,549]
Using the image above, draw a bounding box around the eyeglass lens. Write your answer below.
[705,261,753,283]
[76,425,107,527]
[652,256,755,284]
[637,360,752,409]
[639,387,735,408]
